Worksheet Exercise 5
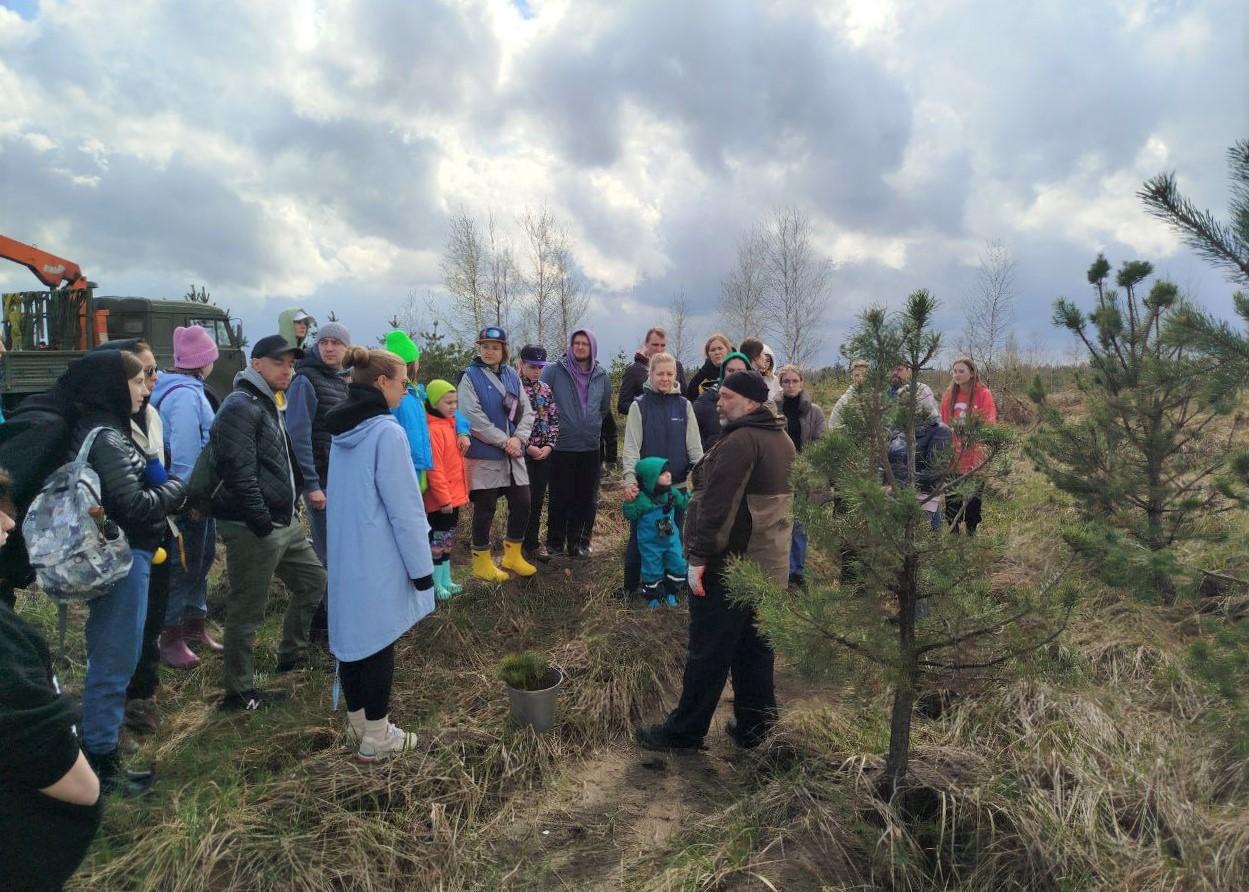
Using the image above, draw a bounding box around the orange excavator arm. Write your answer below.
[0,234,90,290]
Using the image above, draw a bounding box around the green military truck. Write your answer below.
[1,288,246,413]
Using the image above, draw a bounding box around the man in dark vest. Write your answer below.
[285,321,350,640]
[635,370,795,750]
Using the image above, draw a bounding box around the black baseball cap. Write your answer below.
[519,344,549,366]
[251,334,304,360]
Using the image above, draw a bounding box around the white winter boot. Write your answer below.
[345,709,366,748]
[354,716,417,763]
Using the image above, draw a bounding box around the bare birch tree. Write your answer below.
[519,208,560,349]
[666,290,693,370]
[485,213,518,332]
[762,207,832,368]
[719,228,769,342]
[441,208,488,339]
[553,237,589,352]
[960,239,1017,375]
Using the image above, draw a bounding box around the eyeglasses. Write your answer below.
[144,366,158,377]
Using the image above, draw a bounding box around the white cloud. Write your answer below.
[0,0,1241,363]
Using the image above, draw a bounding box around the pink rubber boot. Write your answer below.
[183,616,224,653]
[158,625,201,670]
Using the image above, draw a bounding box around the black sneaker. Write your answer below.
[787,573,806,591]
[221,689,290,711]
[275,657,307,674]
[634,723,703,752]
[572,544,593,559]
[87,749,155,798]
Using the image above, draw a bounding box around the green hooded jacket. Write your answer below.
[622,456,689,522]
[278,307,315,348]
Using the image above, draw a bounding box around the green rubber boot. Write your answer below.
[434,563,453,602]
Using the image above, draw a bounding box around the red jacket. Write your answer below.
[424,410,469,512]
[939,382,997,472]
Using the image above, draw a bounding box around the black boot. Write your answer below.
[87,749,155,798]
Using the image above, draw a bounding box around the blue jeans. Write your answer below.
[165,515,215,625]
[83,549,153,754]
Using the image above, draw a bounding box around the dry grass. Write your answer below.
[15,403,1247,891]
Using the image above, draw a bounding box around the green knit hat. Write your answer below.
[385,330,421,363]
[426,379,456,409]
[718,350,753,382]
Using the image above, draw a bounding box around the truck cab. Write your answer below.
[96,297,245,405]
[0,289,246,412]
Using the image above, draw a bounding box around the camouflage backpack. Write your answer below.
[22,426,134,602]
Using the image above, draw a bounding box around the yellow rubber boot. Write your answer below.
[500,539,538,577]
[471,548,508,582]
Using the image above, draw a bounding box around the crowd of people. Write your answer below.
[0,311,997,890]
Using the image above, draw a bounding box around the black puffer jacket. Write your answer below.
[61,351,184,551]
[210,369,302,537]
[69,416,184,552]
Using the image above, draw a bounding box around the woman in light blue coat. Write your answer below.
[325,346,436,764]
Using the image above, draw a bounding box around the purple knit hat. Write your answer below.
[173,325,219,369]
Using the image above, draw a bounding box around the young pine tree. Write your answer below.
[1141,139,1249,402]
[732,290,1072,796]
[1028,255,1249,602]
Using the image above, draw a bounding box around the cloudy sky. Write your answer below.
[1,0,1245,366]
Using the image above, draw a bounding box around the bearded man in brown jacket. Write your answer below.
[635,370,796,751]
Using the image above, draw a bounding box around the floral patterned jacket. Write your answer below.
[521,378,559,450]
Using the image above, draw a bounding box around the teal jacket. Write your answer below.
[623,456,689,522]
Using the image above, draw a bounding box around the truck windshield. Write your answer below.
[190,318,234,348]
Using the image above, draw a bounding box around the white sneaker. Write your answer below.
[354,716,416,763]
[345,709,366,749]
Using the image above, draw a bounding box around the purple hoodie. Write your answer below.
[561,328,598,410]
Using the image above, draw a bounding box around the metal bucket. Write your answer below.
[505,668,564,732]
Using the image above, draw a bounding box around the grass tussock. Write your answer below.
[72,571,688,891]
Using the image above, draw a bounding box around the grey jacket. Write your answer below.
[540,360,611,453]
[457,368,534,490]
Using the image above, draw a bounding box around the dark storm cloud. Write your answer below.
[254,117,445,247]
[0,138,276,290]
[508,2,913,206]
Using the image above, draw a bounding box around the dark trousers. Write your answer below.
[470,485,531,548]
[0,790,101,892]
[546,450,601,551]
[338,642,395,721]
[523,455,553,551]
[663,560,777,746]
[126,547,171,702]
[945,493,983,534]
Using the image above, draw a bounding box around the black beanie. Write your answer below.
[721,370,769,404]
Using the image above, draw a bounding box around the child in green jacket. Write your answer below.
[622,456,689,608]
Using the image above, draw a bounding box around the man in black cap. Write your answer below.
[635,370,795,751]
[209,335,328,710]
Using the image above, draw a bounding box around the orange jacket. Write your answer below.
[424,410,469,512]
[939,382,997,473]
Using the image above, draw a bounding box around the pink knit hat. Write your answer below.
[173,325,219,369]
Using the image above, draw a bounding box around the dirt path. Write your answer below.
[484,666,844,890]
